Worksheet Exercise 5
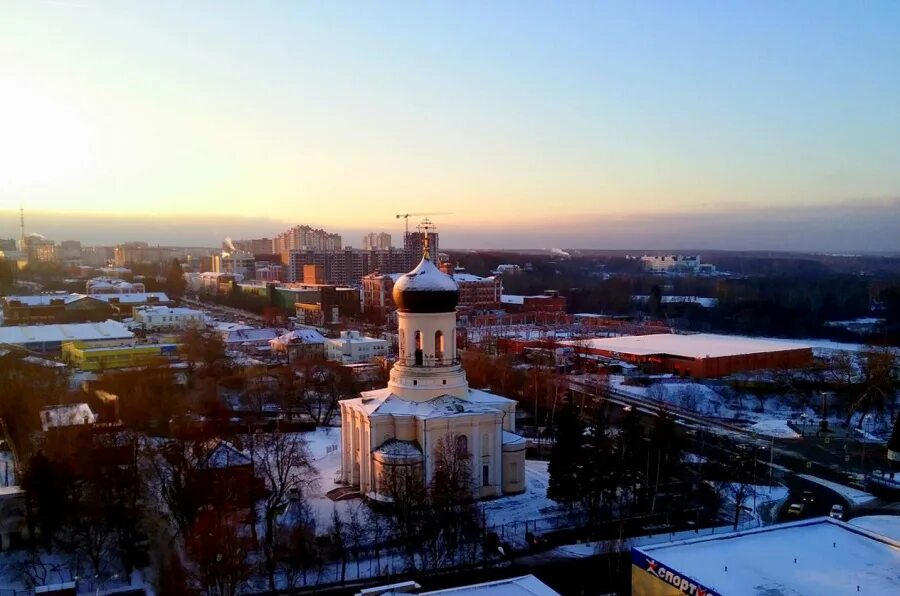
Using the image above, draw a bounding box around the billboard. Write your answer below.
[631,548,720,596]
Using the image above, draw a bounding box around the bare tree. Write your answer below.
[253,431,317,592]
[328,506,349,583]
[186,510,253,596]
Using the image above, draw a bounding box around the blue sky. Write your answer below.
[1,1,899,249]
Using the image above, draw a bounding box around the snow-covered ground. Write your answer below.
[796,474,878,506]
[609,374,896,442]
[301,427,347,529]
[480,460,564,528]
[848,515,900,541]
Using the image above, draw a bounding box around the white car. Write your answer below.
[830,504,844,519]
[787,503,804,516]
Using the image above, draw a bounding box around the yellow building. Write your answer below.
[61,341,179,371]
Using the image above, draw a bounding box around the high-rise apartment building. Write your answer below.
[288,247,415,285]
[273,225,342,263]
[114,242,173,266]
[404,230,439,260]
[58,240,83,266]
[24,234,57,263]
[234,237,274,255]
[362,232,392,250]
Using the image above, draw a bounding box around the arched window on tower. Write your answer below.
[414,330,423,366]
[434,330,444,363]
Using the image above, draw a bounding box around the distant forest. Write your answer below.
[447,250,900,345]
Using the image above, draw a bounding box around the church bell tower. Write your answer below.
[388,224,468,401]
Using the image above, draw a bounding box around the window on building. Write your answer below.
[509,462,519,484]
[434,330,444,361]
[456,435,468,458]
[482,464,489,487]
[414,330,423,365]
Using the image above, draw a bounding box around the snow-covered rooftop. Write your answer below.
[91,292,171,304]
[345,390,504,420]
[632,294,719,308]
[40,403,96,431]
[136,305,202,316]
[415,575,558,595]
[221,328,279,343]
[3,293,84,306]
[373,439,423,459]
[199,440,252,469]
[849,515,900,542]
[636,518,900,596]
[500,295,525,305]
[452,271,494,283]
[561,333,811,359]
[270,328,326,345]
[0,320,134,345]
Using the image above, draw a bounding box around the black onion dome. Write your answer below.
[392,257,459,313]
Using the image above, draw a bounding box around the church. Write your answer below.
[340,241,526,500]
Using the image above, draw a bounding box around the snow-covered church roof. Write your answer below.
[344,388,511,420]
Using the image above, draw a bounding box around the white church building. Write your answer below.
[340,244,526,500]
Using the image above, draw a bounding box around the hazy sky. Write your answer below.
[1,1,899,250]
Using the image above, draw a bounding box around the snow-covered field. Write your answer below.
[848,515,900,541]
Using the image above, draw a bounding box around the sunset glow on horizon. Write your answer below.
[1,1,899,249]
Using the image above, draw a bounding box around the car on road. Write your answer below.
[830,504,844,519]
[787,503,805,516]
[801,491,816,504]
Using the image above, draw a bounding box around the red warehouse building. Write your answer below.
[561,333,813,378]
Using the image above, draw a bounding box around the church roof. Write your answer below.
[344,390,504,420]
[392,256,460,313]
[373,439,423,458]
[394,257,459,293]
[467,387,518,407]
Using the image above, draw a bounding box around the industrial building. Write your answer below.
[638,254,717,275]
[561,333,812,378]
[1,294,115,325]
[62,341,179,371]
[632,518,900,596]
[0,291,176,323]
[0,320,134,354]
[501,290,567,314]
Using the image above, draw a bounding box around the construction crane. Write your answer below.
[395,212,452,236]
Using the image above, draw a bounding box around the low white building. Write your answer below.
[133,305,205,330]
[325,330,387,364]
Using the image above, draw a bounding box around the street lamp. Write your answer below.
[861,414,874,472]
